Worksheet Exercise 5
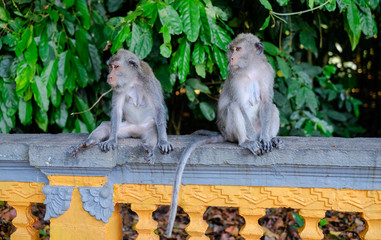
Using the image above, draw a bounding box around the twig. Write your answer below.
[71,88,112,115]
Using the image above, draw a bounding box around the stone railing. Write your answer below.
[0,134,380,240]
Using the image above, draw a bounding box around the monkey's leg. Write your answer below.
[269,105,284,149]
[228,103,262,155]
[141,126,158,165]
[70,122,111,157]
[258,103,277,153]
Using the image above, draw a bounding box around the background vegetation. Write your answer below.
[0,0,379,137]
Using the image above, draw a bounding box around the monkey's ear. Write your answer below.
[128,58,139,68]
[255,42,264,55]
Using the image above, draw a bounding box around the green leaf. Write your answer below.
[15,26,33,57]
[157,2,183,35]
[295,87,306,108]
[276,0,291,6]
[54,102,68,128]
[175,37,191,83]
[32,76,49,112]
[307,0,314,9]
[35,109,48,132]
[199,102,215,121]
[107,0,124,12]
[160,43,172,58]
[325,0,337,11]
[15,61,33,96]
[75,119,89,133]
[263,41,281,56]
[299,30,317,55]
[212,45,228,79]
[2,83,17,117]
[259,0,273,10]
[0,7,10,22]
[346,2,361,50]
[25,39,38,66]
[73,56,88,88]
[186,78,211,94]
[0,55,13,78]
[178,0,201,42]
[327,109,348,122]
[276,56,290,79]
[74,95,96,131]
[185,85,196,102]
[319,219,329,227]
[88,44,102,82]
[75,29,90,65]
[304,88,318,114]
[359,7,377,37]
[76,0,91,30]
[291,212,304,227]
[130,21,153,59]
[64,0,75,8]
[50,86,62,108]
[111,25,130,54]
[260,15,271,31]
[154,64,173,93]
[195,64,206,78]
[192,41,206,65]
[41,59,58,98]
[57,51,71,94]
[139,0,158,24]
[18,97,33,125]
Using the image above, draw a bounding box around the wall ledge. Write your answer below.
[0,133,380,190]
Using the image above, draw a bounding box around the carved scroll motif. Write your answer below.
[42,185,74,220]
[79,182,115,223]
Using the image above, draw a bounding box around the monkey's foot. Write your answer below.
[69,139,98,158]
[141,143,155,165]
[271,137,284,149]
[158,139,173,154]
[261,139,273,153]
[99,138,117,152]
[240,140,262,156]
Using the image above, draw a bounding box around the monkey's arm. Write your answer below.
[99,94,123,152]
[258,101,274,152]
[154,104,173,154]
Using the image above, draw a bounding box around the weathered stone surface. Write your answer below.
[0,134,380,190]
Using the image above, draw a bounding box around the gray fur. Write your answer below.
[70,49,173,163]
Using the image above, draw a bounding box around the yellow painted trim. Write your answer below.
[47,175,107,187]
[0,181,45,203]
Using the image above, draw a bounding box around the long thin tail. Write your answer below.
[165,134,224,237]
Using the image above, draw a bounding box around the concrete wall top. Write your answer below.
[0,134,380,190]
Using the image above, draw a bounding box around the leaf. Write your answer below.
[2,83,17,117]
[178,0,201,42]
[154,64,173,93]
[75,119,89,133]
[32,76,49,112]
[15,26,32,57]
[307,0,314,9]
[359,7,377,37]
[0,6,10,22]
[35,109,48,132]
[325,0,337,11]
[185,85,196,102]
[130,21,153,59]
[76,0,91,30]
[295,87,306,108]
[186,78,211,94]
[64,0,75,8]
[175,37,191,83]
[276,0,291,6]
[25,39,38,66]
[75,29,90,65]
[276,56,291,79]
[107,0,124,12]
[320,219,329,227]
[212,45,228,79]
[0,55,13,78]
[54,102,68,128]
[57,51,71,94]
[199,102,215,121]
[15,61,33,96]
[73,56,88,88]
[259,0,273,10]
[41,59,58,98]
[50,86,62,107]
[88,44,102,82]
[111,25,130,54]
[18,98,33,125]
[291,212,304,227]
[157,2,183,35]
[346,2,361,50]
[299,30,317,55]
[327,109,348,122]
[262,41,281,56]
[304,88,318,114]
[160,43,172,58]
[195,64,206,78]
[260,15,271,31]
[74,94,96,131]
[192,41,206,65]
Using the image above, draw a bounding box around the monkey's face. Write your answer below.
[107,60,124,88]
[228,44,246,69]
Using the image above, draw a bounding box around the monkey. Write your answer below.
[165,33,283,237]
[70,49,173,164]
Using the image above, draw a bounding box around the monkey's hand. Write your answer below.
[240,140,263,156]
[99,138,117,152]
[260,138,273,153]
[158,139,173,154]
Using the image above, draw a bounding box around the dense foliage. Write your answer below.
[0,0,379,136]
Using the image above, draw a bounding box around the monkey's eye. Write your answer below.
[236,47,241,52]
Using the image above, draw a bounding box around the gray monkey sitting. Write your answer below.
[70,49,173,164]
[165,33,283,237]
